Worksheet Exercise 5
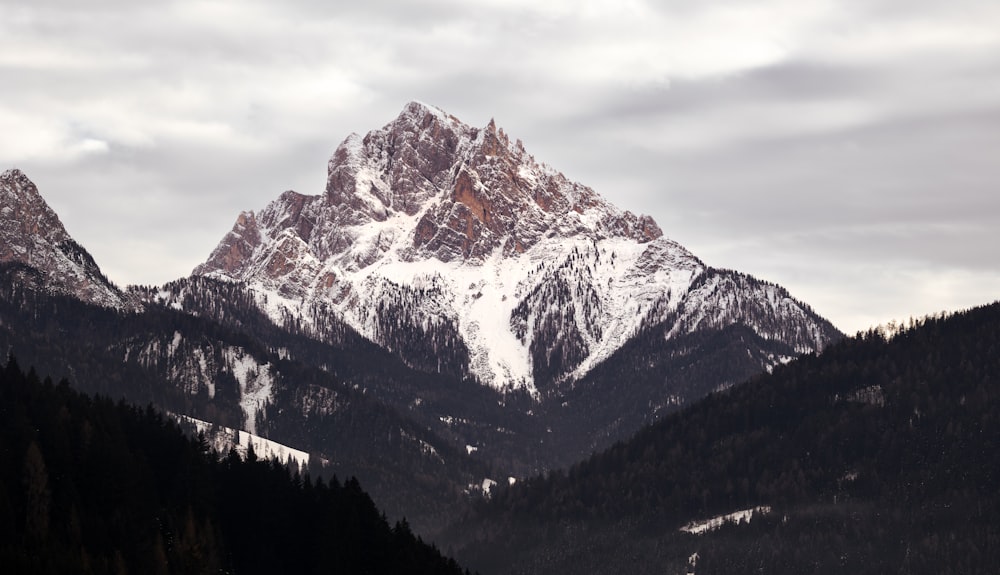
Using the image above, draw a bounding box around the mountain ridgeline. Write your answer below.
[1,103,840,536]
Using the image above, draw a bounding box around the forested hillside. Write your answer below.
[0,357,471,575]
[0,265,502,535]
[446,302,1000,575]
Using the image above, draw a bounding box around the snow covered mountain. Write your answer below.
[1,108,845,534]
[194,102,840,394]
[0,169,135,310]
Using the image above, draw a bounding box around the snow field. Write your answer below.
[174,414,310,468]
[679,505,772,535]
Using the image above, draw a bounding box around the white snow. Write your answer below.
[324,233,705,395]
[680,506,772,535]
[173,413,310,468]
[222,346,274,435]
[168,330,183,356]
[199,349,214,398]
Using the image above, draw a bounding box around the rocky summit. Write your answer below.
[193,102,840,394]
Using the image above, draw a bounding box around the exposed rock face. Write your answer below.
[199,102,660,274]
[0,169,135,310]
[194,102,840,392]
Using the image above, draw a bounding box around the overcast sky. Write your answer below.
[3,0,999,334]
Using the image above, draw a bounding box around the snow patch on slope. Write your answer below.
[680,506,772,535]
[223,346,274,435]
[174,413,309,468]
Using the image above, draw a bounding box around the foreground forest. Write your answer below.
[0,357,470,575]
[445,302,1000,574]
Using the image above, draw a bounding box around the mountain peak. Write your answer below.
[0,168,135,310]
[399,100,458,124]
[1,168,72,249]
[1,167,33,186]
[194,104,836,391]
[320,103,664,263]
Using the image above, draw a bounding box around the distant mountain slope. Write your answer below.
[194,102,841,394]
[445,301,1000,575]
[533,267,840,466]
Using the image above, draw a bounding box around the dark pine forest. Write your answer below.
[446,302,1000,575]
[0,356,471,575]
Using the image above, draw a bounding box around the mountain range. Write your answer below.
[3,102,996,574]
[1,102,842,535]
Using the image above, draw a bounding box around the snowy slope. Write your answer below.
[174,413,310,468]
[679,506,773,535]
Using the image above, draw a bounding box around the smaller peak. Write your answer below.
[404,100,435,112]
[1,169,41,200]
[478,117,512,157]
[340,132,364,157]
[395,101,464,128]
[1,168,31,183]
[328,132,365,175]
[277,189,307,201]
[401,100,446,119]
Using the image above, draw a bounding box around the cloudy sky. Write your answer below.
[3,0,999,334]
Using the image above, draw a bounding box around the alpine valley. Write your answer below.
[0,103,842,537]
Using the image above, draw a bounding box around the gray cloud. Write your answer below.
[2,0,999,333]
